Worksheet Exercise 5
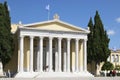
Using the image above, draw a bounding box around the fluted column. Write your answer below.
[67,38,71,72]
[83,39,87,72]
[49,37,53,72]
[30,36,34,72]
[75,39,79,72]
[39,37,43,72]
[58,38,62,72]
[19,36,24,72]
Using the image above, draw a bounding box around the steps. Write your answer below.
[15,71,93,78]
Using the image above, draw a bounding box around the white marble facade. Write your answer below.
[15,16,93,78]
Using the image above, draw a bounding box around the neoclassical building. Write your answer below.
[107,49,120,67]
[5,14,93,78]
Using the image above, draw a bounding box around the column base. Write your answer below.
[15,71,94,78]
[67,70,70,72]
[30,70,33,72]
[49,69,53,72]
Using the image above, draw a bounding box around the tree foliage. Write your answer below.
[114,65,120,71]
[0,2,14,67]
[102,62,114,71]
[87,17,94,63]
[87,11,110,65]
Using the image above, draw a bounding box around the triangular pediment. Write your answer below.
[23,20,89,33]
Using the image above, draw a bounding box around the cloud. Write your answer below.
[107,30,115,36]
[116,17,120,23]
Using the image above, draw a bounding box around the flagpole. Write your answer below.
[46,4,50,21]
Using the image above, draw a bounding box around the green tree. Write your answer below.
[102,62,114,71]
[114,65,120,71]
[87,17,94,63]
[0,2,14,67]
[87,11,110,74]
[93,11,110,63]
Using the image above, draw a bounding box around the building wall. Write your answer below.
[4,23,85,73]
[88,49,120,76]
[108,49,120,67]
[79,40,83,70]
[10,24,18,33]
[71,40,75,71]
[24,37,30,71]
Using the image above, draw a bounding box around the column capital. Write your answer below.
[30,36,34,39]
[58,37,62,40]
[84,39,88,42]
[75,38,79,41]
[49,37,53,40]
[39,36,44,39]
[19,35,24,38]
[67,38,71,41]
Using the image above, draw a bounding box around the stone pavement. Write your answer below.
[0,77,120,80]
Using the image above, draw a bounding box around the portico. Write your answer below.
[19,36,87,72]
[15,14,93,78]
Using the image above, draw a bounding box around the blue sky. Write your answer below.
[1,0,120,49]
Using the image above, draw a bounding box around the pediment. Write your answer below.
[23,20,89,33]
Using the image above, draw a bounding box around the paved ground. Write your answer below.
[0,77,120,80]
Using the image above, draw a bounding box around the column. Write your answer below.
[58,38,62,72]
[30,36,34,72]
[75,39,79,72]
[39,37,43,72]
[49,37,53,72]
[63,40,67,72]
[83,39,87,72]
[55,40,58,72]
[67,38,71,72]
[19,36,24,72]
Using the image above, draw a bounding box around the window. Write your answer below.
[116,55,119,62]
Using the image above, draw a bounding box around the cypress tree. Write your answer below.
[87,17,94,63]
[87,11,110,75]
[93,11,110,64]
[0,2,14,67]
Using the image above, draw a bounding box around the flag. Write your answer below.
[46,4,50,11]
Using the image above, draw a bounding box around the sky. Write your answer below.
[0,0,120,49]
